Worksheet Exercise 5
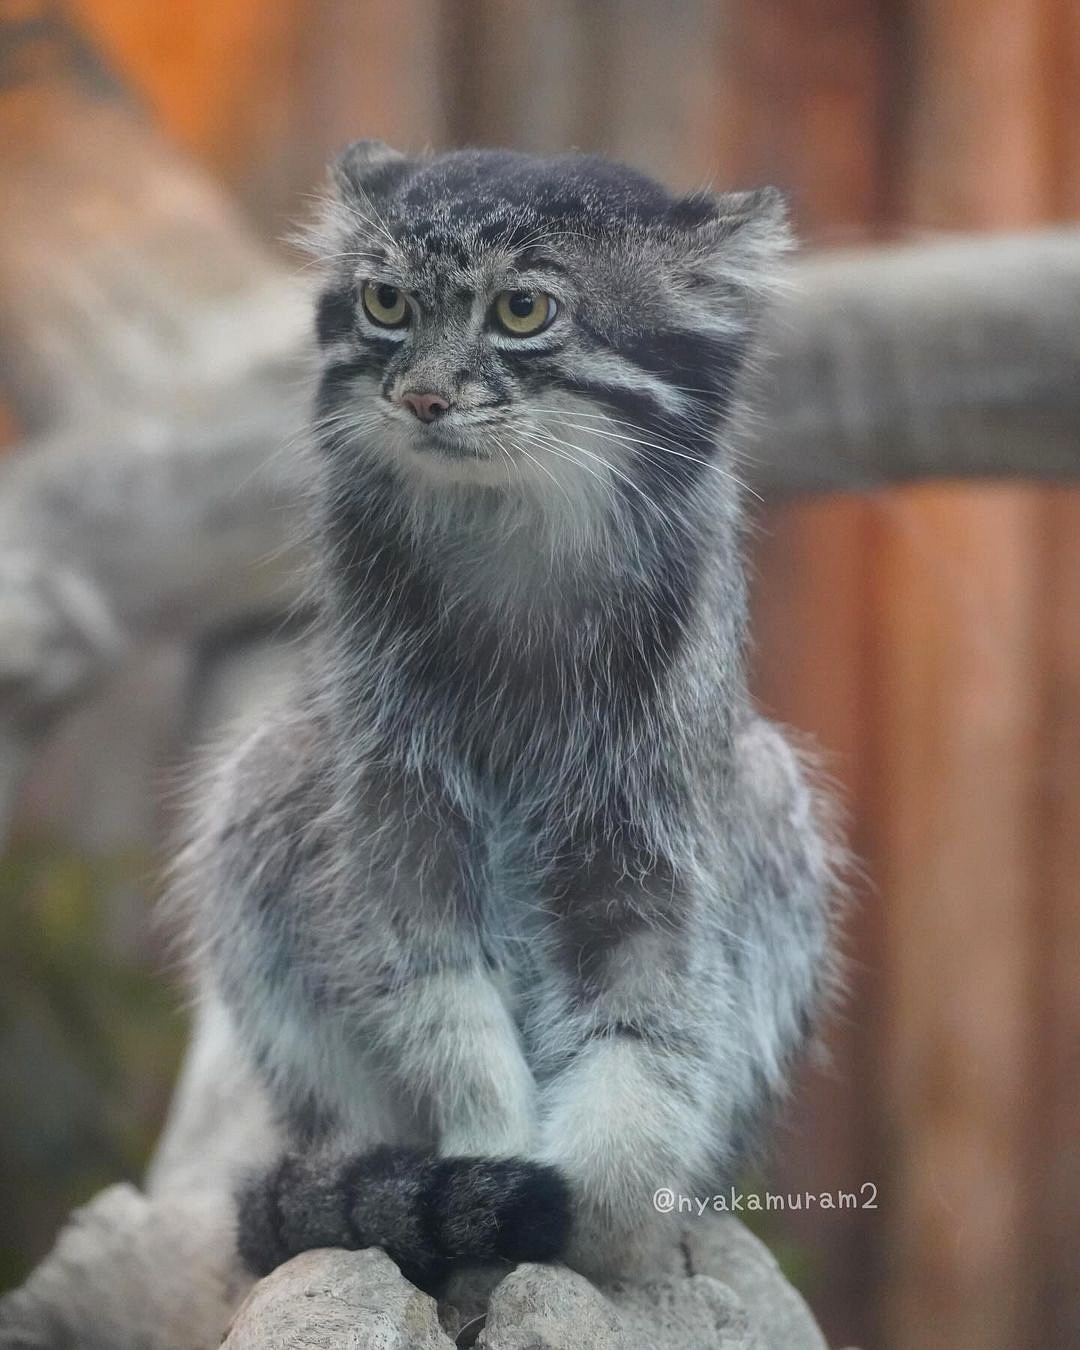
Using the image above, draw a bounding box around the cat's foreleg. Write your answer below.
[371,964,538,1159]
[532,918,723,1279]
[534,719,835,1281]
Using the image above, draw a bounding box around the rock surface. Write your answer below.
[1,1160,825,1350]
[218,1218,827,1350]
[222,1249,450,1350]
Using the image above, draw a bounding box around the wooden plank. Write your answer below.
[67,0,445,228]
[594,0,723,184]
[442,0,724,187]
[286,0,445,180]
[879,3,1051,1346]
[896,0,1051,226]
[875,485,1041,1350]
[748,499,881,1349]
[1033,492,1080,1349]
[712,0,890,238]
[1033,2,1080,1341]
[438,0,603,153]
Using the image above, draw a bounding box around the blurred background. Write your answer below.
[1,3,1078,1349]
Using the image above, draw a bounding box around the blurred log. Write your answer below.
[754,228,1080,495]
[0,1,307,830]
[0,0,309,644]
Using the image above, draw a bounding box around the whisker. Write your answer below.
[541,414,761,501]
[517,425,679,534]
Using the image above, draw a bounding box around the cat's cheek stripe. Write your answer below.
[315,283,359,346]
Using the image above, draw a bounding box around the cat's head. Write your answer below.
[308,142,788,514]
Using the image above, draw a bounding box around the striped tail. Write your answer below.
[236,1146,572,1288]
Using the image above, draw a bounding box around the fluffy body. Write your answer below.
[179,143,838,1286]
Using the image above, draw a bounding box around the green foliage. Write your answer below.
[0,838,187,1291]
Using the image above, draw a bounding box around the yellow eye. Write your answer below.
[493,289,557,336]
[361,281,410,328]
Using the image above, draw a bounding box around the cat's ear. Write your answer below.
[297,141,409,263]
[331,139,410,203]
[672,186,793,299]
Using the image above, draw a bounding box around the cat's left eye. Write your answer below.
[493,290,557,337]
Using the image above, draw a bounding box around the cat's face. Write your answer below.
[311,144,785,512]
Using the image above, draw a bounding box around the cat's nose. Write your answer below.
[399,390,452,423]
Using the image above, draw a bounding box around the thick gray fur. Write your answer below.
[176,143,840,1284]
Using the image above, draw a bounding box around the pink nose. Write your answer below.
[400,390,452,423]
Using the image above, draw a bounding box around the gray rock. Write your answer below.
[682,1216,828,1350]
[477,1263,625,1349]
[222,1249,454,1350]
[217,1218,827,1350]
[611,1272,763,1350]
[1,1189,826,1350]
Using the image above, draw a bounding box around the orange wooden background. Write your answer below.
[36,2,1080,1347]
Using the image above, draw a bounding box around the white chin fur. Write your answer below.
[396,439,519,489]
[349,392,635,560]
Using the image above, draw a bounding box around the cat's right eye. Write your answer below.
[361,281,410,329]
